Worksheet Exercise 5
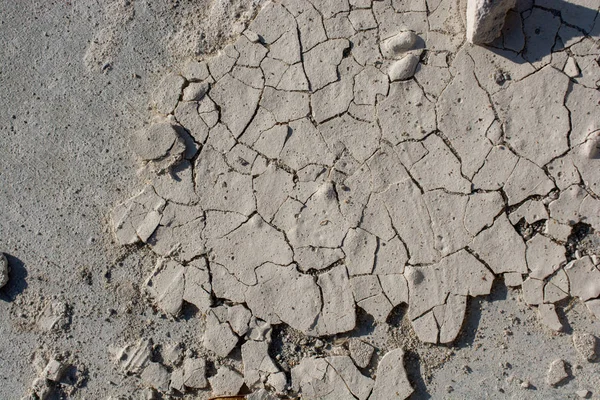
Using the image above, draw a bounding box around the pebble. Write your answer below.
[576,389,591,398]
[546,359,569,387]
[573,332,598,362]
[0,252,8,288]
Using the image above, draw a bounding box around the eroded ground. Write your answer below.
[1,0,600,399]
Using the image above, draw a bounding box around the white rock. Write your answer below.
[0,253,8,288]
[546,359,569,387]
[466,0,516,44]
[370,348,413,399]
[183,357,207,389]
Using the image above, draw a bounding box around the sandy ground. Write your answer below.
[1,0,599,399]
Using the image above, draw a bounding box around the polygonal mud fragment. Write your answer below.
[145,258,185,317]
[210,72,262,138]
[194,145,255,215]
[546,359,569,387]
[383,179,439,265]
[320,113,381,164]
[354,66,389,105]
[424,190,472,256]
[470,214,527,274]
[209,214,292,286]
[348,339,375,369]
[411,135,471,194]
[538,303,564,332]
[436,56,495,179]
[370,348,413,399]
[148,202,206,262]
[504,157,555,206]
[377,80,436,143]
[509,199,549,226]
[565,256,600,301]
[294,246,344,272]
[572,332,598,362]
[344,228,377,276]
[405,249,493,323]
[245,263,321,333]
[280,118,336,170]
[526,235,566,280]
[435,294,468,343]
[472,145,519,191]
[303,39,350,91]
[152,73,185,115]
[309,265,356,336]
[209,366,244,397]
[242,339,280,390]
[183,357,207,389]
[494,66,570,167]
[131,121,182,162]
[311,68,356,123]
[522,277,545,305]
[292,356,373,400]
[203,309,238,357]
[111,185,166,245]
[464,191,505,236]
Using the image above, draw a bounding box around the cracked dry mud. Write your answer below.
[3,0,599,399]
[108,0,600,398]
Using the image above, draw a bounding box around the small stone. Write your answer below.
[0,253,8,288]
[546,359,569,387]
[520,380,531,389]
[466,0,516,44]
[572,332,598,362]
[564,57,580,78]
[244,29,261,43]
[388,54,420,81]
[576,389,591,398]
[42,358,67,382]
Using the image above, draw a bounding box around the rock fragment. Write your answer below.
[348,339,375,368]
[565,256,600,301]
[370,348,413,399]
[42,358,67,382]
[466,0,516,44]
[203,309,238,357]
[538,303,564,332]
[209,366,243,397]
[183,357,207,389]
[572,332,598,362]
[0,252,8,288]
[546,359,569,387]
[141,362,170,393]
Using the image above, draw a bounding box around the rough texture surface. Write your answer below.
[1,0,600,399]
